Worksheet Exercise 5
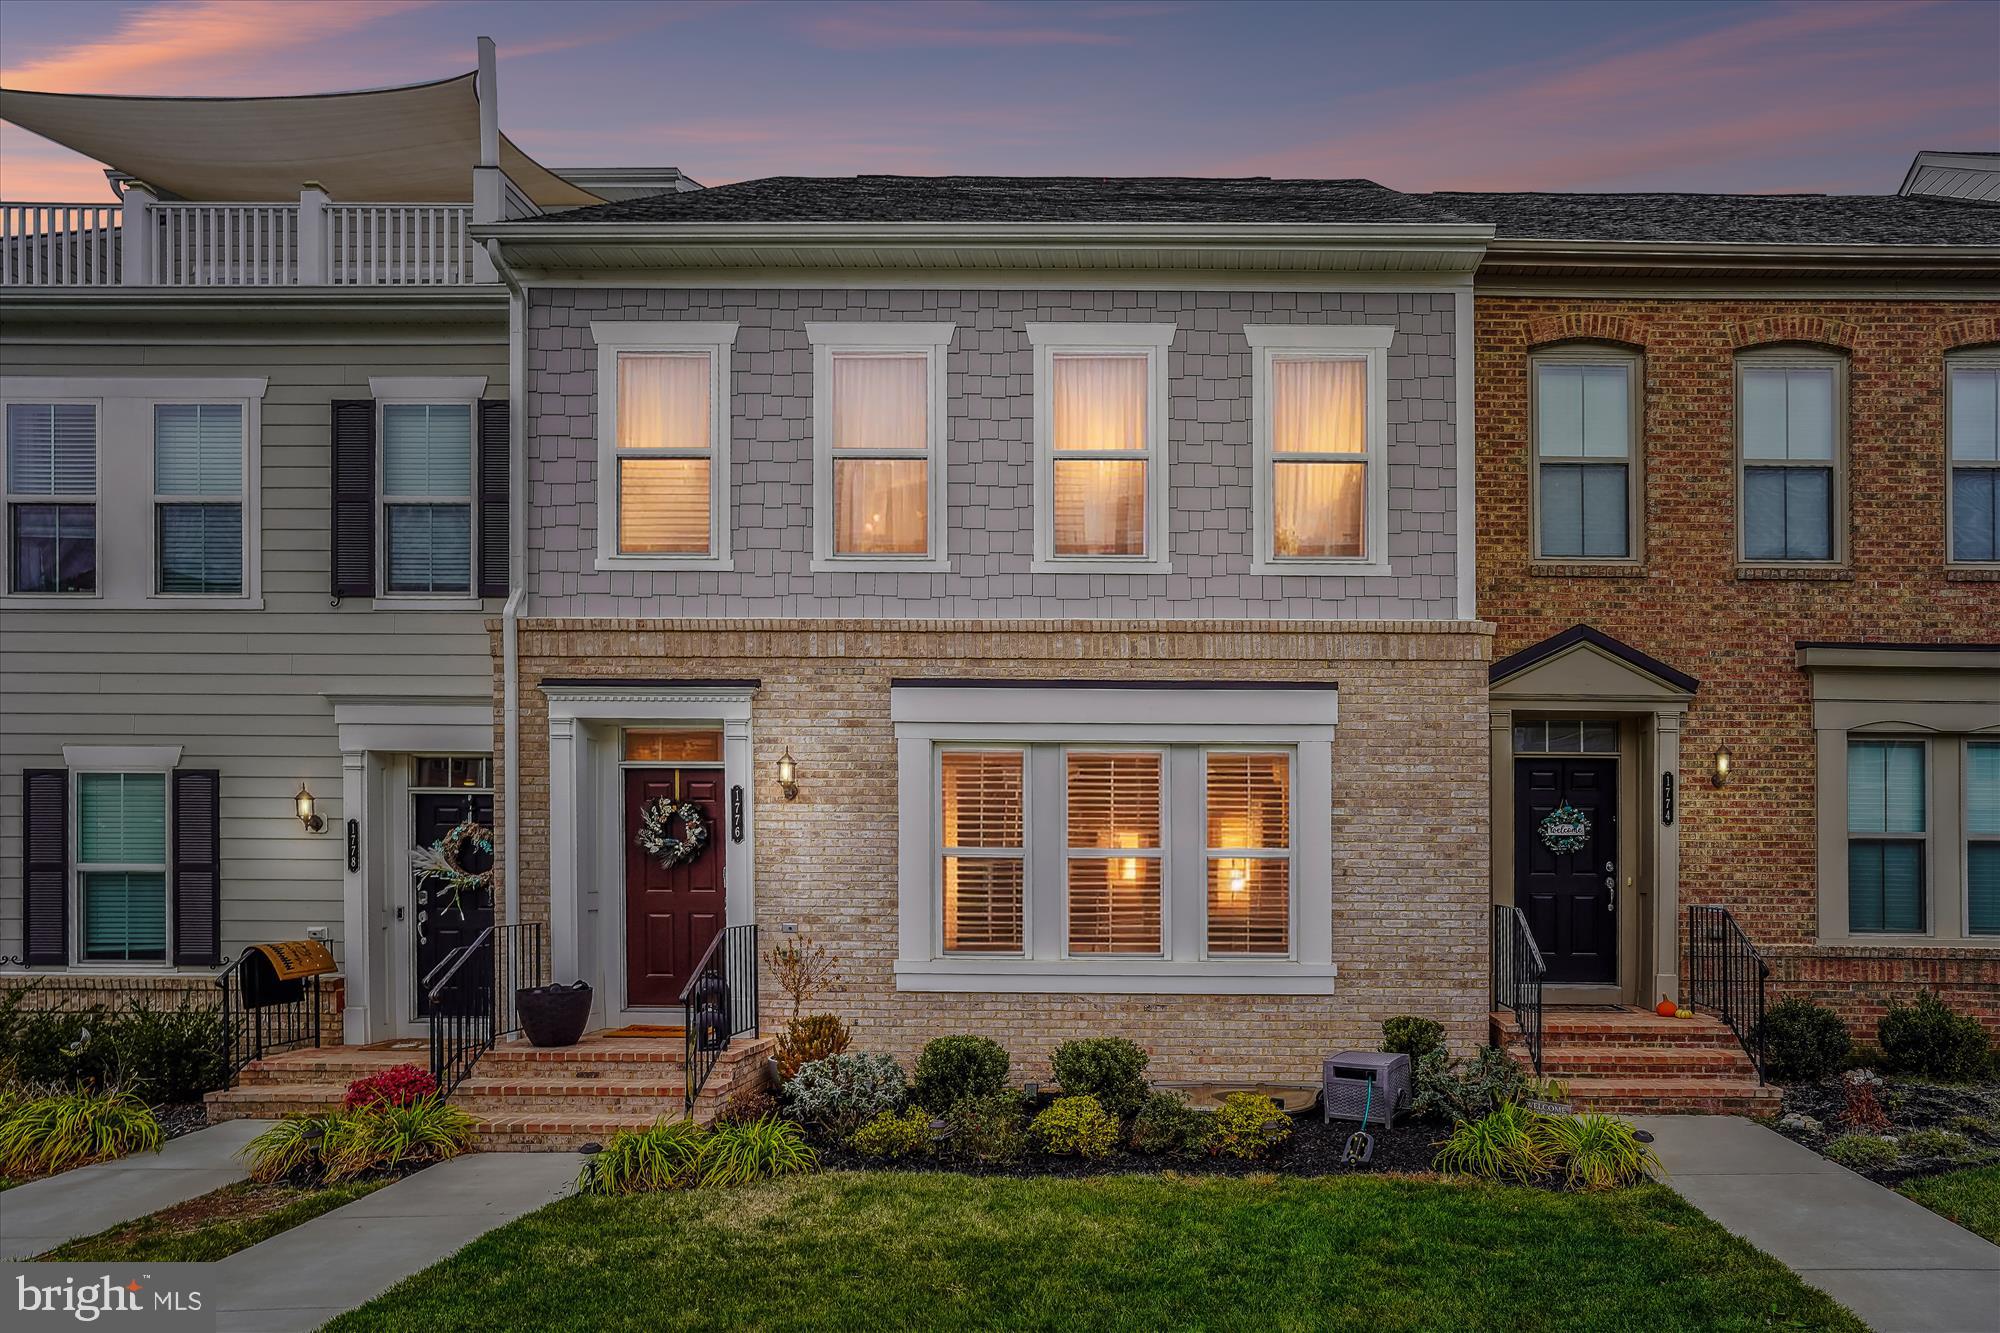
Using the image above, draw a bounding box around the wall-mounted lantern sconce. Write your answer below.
[295,783,326,833]
[1711,746,1733,789]
[776,750,799,801]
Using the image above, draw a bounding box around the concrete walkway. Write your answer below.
[208,1150,580,1332]
[0,1118,272,1260]
[1634,1115,2000,1333]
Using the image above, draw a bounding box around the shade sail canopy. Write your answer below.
[0,72,601,207]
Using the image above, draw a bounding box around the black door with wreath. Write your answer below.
[413,790,494,1018]
[1514,758,1616,985]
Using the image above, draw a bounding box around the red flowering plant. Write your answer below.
[343,1063,438,1110]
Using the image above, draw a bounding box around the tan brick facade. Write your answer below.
[498,619,1492,1082]
[1477,296,2000,1036]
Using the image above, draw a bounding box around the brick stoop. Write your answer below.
[1491,1009,1783,1116]
[205,1032,778,1149]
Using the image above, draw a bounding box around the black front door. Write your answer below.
[413,789,494,1018]
[1515,758,1617,985]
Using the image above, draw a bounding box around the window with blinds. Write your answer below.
[5,401,97,594]
[1848,739,1926,934]
[617,352,714,555]
[940,751,1025,953]
[1051,354,1149,557]
[832,354,930,556]
[382,402,473,593]
[1065,752,1163,955]
[1966,742,1998,935]
[1206,752,1292,956]
[154,403,245,595]
[76,771,168,962]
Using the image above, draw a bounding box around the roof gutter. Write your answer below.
[471,219,1495,247]
[485,236,528,940]
[1481,236,2000,276]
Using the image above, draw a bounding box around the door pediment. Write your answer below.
[1491,625,1696,708]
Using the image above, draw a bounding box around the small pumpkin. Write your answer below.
[1655,997,1678,1018]
[1677,1008,1695,1020]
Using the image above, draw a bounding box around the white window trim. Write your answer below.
[372,381,482,608]
[1245,324,1396,576]
[1,377,266,610]
[590,320,738,573]
[70,763,174,971]
[1024,322,1175,575]
[148,399,254,603]
[1946,353,2000,569]
[1526,345,1644,566]
[1199,746,1298,961]
[804,321,953,573]
[0,394,101,604]
[1059,745,1168,961]
[892,683,1335,994]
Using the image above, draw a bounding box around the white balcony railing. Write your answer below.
[1,189,482,288]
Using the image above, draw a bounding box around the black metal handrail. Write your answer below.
[681,924,759,1112]
[1686,905,1769,1083]
[1492,904,1546,1075]
[427,920,545,1097]
[217,955,322,1085]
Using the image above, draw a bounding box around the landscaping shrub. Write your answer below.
[713,1081,779,1127]
[849,1107,934,1160]
[1538,1114,1660,1190]
[693,1116,817,1187]
[1411,1046,1528,1124]
[577,1119,707,1195]
[1030,1095,1119,1159]
[242,1098,476,1186]
[1128,1091,1213,1158]
[1898,1128,1973,1160]
[243,1115,340,1185]
[343,1063,438,1111]
[767,936,840,1023]
[0,994,227,1104]
[0,1088,162,1176]
[783,1052,906,1138]
[1432,1102,1551,1184]
[1844,1043,1887,1071]
[1049,1037,1150,1119]
[1756,999,1851,1084]
[938,1092,1028,1165]
[1878,992,1993,1081]
[1839,1074,1890,1134]
[1948,1115,1995,1138]
[1380,1016,1446,1062]
[912,1035,1010,1113]
[1825,1134,1899,1171]
[1208,1092,1291,1162]
[775,1013,853,1081]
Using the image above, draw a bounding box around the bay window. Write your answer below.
[1026,323,1173,573]
[1531,350,1639,562]
[5,401,97,594]
[1247,325,1394,574]
[806,322,952,570]
[1947,356,1999,565]
[1738,352,1844,565]
[591,321,737,571]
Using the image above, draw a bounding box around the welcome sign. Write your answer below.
[1538,802,1591,854]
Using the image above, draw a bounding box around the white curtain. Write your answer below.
[1273,461,1365,558]
[831,354,929,554]
[618,353,710,451]
[1273,358,1364,454]
[833,354,926,452]
[834,458,927,554]
[1054,460,1145,555]
[1054,355,1146,451]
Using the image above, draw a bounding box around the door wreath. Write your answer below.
[1538,801,1591,855]
[410,818,494,920]
[637,794,710,869]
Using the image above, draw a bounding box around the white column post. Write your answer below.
[723,717,755,929]
[120,183,155,285]
[1653,710,1684,1005]
[548,716,581,986]
[471,35,501,284]
[339,749,372,1042]
[297,183,329,285]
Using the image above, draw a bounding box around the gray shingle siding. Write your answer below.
[527,286,1461,620]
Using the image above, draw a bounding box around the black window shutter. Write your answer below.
[477,398,510,599]
[171,769,223,967]
[22,768,67,966]
[330,399,376,600]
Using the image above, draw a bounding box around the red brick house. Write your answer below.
[1465,184,2000,1043]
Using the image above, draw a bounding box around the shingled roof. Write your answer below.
[536,172,2000,248]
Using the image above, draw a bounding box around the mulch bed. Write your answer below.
[156,1102,208,1141]
[1771,1074,2000,1186]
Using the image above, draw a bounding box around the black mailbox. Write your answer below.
[239,940,336,1009]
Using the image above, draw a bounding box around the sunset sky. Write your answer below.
[1,0,1994,201]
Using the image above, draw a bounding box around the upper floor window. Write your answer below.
[1246,325,1395,575]
[1025,323,1174,573]
[1847,738,1926,934]
[381,402,473,595]
[591,321,737,572]
[154,404,245,596]
[5,401,97,595]
[1738,351,1844,564]
[1531,350,1639,562]
[805,322,953,571]
[1948,356,1999,565]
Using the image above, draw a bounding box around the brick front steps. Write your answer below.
[206,1032,776,1149]
[1492,1008,1783,1116]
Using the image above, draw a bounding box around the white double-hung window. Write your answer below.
[1947,355,1999,566]
[154,403,246,596]
[76,769,170,964]
[4,400,97,595]
[805,322,952,570]
[1246,325,1395,574]
[380,403,473,595]
[1530,348,1641,563]
[1738,351,1844,565]
[591,321,737,571]
[895,683,1334,994]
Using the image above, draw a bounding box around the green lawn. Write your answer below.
[40,1178,389,1263]
[1896,1163,2000,1244]
[328,1171,1861,1333]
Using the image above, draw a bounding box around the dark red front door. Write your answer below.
[624,768,725,1007]
[1514,757,1617,985]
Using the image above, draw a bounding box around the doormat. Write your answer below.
[360,1039,428,1051]
[598,1024,686,1039]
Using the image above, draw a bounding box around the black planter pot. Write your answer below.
[518,981,593,1048]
